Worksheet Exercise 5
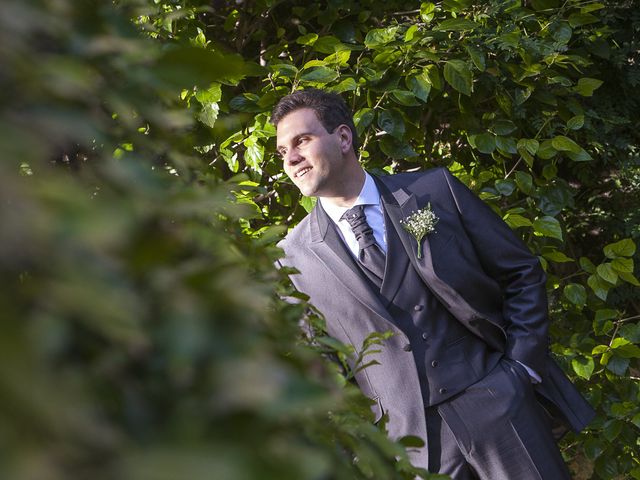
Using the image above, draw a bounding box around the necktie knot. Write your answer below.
[342,205,376,249]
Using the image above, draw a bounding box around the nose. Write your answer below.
[284,148,302,166]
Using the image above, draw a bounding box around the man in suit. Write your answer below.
[273,88,594,479]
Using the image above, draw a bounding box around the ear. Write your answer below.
[335,124,353,154]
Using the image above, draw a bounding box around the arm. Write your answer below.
[441,168,549,377]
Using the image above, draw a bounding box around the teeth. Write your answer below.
[296,167,311,178]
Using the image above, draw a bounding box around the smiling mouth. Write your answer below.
[295,167,312,178]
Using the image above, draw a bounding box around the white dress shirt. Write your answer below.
[320,172,387,257]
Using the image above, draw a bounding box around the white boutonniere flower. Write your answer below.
[400,203,439,259]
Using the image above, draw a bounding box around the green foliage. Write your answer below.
[0,0,431,479]
[1,0,639,478]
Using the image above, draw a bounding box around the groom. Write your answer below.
[273,88,593,479]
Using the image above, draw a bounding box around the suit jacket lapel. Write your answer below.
[308,204,392,322]
[377,176,463,313]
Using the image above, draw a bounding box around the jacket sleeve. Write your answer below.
[441,168,550,376]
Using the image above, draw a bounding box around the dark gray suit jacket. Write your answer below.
[278,167,594,469]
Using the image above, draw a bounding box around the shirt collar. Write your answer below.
[320,172,380,224]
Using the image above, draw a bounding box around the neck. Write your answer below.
[320,166,366,208]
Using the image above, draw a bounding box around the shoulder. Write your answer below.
[378,166,450,189]
[278,211,312,254]
[377,167,459,200]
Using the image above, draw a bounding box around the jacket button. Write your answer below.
[403,344,412,352]
[421,332,428,340]
[439,387,447,394]
[431,360,438,367]
[414,305,424,311]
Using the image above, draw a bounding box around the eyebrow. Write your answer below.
[276,131,312,150]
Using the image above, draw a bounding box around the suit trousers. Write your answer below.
[425,358,571,480]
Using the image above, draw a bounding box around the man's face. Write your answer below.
[276,108,345,198]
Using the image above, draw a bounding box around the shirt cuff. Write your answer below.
[516,360,541,384]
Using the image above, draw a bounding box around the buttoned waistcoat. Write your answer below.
[277,167,594,470]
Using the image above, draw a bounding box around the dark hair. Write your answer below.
[271,88,359,153]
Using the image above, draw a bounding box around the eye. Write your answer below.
[276,148,286,158]
[297,136,309,145]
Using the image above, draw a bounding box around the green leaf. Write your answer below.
[373,50,403,66]
[533,216,563,241]
[602,419,623,441]
[197,102,219,128]
[436,19,480,31]
[444,60,472,96]
[567,115,584,130]
[564,283,587,307]
[542,163,557,180]
[296,33,318,45]
[588,274,610,301]
[569,13,600,27]
[503,214,532,228]
[537,140,557,159]
[571,355,594,379]
[597,263,618,285]
[549,21,572,44]
[544,249,573,263]
[155,47,248,88]
[195,83,222,128]
[604,238,636,258]
[270,63,298,79]
[353,108,374,133]
[581,3,605,13]
[329,77,358,93]
[423,65,442,90]
[391,90,420,106]
[514,171,534,195]
[468,133,496,154]
[612,342,640,359]
[566,147,592,162]
[619,271,640,286]
[595,309,618,323]
[313,36,344,54]
[466,45,486,71]
[244,138,264,172]
[420,2,436,23]
[620,323,640,344]
[316,335,352,355]
[611,257,633,273]
[404,24,419,42]
[517,139,538,167]
[377,110,405,139]
[495,179,515,196]
[323,50,351,67]
[551,135,582,153]
[580,256,596,273]
[574,77,603,97]
[398,435,425,448]
[606,356,630,376]
[379,136,418,159]
[406,74,431,102]
[492,120,517,136]
[364,27,398,49]
[300,195,317,213]
[230,93,262,112]
[583,438,604,460]
[496,136,517,154]
[300,67,339,84]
